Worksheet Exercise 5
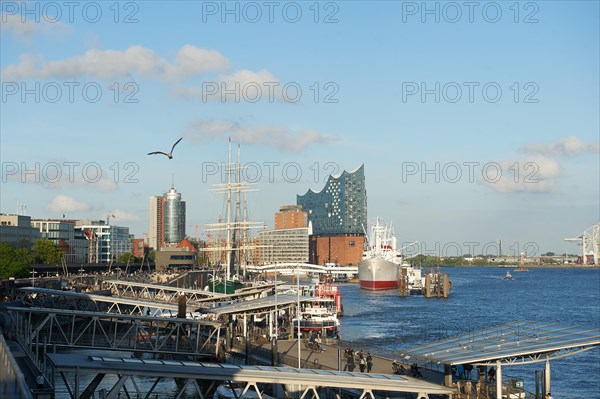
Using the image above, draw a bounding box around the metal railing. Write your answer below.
[231,337,336,370]
[0,333,33,399]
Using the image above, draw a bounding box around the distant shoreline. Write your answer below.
[435,264,599,269]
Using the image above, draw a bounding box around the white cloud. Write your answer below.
[111,209,140,222]
[1,161,118,192]
[2,45,230,80]
[48,195,92,212]
[172,69,284,102]
[185,119,335,152]
[479,156,561,193]
[522,135,599,156]
[42,166,119,192]
[0,13,71,38]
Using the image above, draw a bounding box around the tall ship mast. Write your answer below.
[201,141,263,292]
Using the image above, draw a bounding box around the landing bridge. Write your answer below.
[47,353,455,399]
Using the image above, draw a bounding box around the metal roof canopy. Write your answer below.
[399,320,600,366]
[102,279,228,297]
[208,294,319,316]
[46,353,455,396]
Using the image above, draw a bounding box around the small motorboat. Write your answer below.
[504,271,513,280]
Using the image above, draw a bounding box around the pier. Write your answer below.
[2,273,599,398]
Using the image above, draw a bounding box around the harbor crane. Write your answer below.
[565,223,600,265]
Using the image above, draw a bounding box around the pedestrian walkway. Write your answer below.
[243,338,447,385]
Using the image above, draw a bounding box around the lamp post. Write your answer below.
[30,269,37,287]
[297,263,301,369]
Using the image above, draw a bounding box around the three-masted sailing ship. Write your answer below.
[201,140,264,293]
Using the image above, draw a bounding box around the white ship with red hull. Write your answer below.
[359,218,418,291]
[359,257,399,290]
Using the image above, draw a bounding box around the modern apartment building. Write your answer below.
[0,214,40,248]
[75,220,130,263]
[31,219,88,264]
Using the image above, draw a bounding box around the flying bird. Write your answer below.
[147,137,183,159]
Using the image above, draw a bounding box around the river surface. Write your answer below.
[52,266,599,398]
[338,266,600,398]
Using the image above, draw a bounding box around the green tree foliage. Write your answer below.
[32,239,63,264]
[118,252,137,264]
[0,243,31,279]
[148,250,156,262]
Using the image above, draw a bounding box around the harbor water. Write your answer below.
[338,266,600,399]
[50,266,599,398]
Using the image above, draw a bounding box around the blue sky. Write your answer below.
[1,1,598,256]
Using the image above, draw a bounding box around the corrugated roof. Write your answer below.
[399,321,600,366]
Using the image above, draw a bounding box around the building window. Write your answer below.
[348,240,355,247]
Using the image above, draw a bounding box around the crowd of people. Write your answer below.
[343,348,373,372]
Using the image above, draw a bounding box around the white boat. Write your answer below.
[358,218,421,291]
[292,298,340,335]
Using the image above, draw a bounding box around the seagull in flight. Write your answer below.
[147,137,183,159]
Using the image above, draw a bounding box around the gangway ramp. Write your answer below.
[47,353,455,399]
[16,287,192,316]
[103,279,281,306]
[7,306,223,360]
[102,279,226,303]
[247,263,358,275]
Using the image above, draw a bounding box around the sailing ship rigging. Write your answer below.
[200,141,264,292]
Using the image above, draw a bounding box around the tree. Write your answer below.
[118,252,136,264]
[32,239,63,264]
[148,250,156,262]
[0,243,31,279]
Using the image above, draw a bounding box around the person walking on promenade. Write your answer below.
[36,373,45,389]
[358,353,366,372]
[346,348,355,371]
[366,353,373,373]
[465,364,473,379]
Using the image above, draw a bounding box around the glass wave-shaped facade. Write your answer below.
[297,164,366,236]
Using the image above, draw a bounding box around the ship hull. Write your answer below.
[358,258,399,290]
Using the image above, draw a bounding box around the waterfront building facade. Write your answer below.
[148,195,164,250]
[149,186,186,250]
[297,165,366,236]
[75,220,131,263]
[258,227,311,265]
[31,219,88,264]
[0,214,41,249]
[131,238,147,259]
[274,205,308,229]
[163,187,186,245]
[297,165,367,265]
[155,239,197,271]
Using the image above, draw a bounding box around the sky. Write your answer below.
[1,0,598,257]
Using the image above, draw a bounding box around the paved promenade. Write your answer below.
[247,338,447,386]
